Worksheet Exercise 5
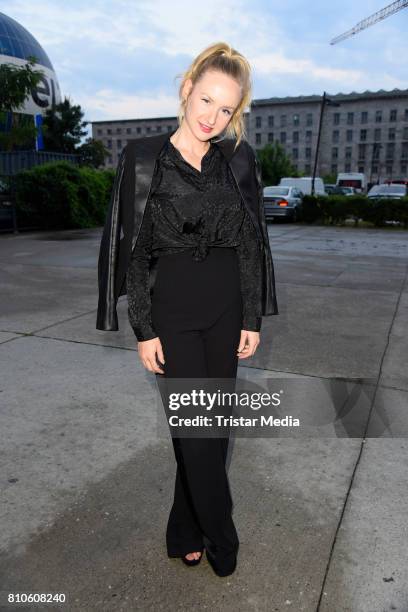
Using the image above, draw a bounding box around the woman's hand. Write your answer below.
[237,330,260,359]
[138,337,165,374]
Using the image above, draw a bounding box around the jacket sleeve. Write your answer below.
[251,146,279,316]
[126,197,158,342]
[235,207,263,332]
[96,146,127,331]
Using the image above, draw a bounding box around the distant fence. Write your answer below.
[0,150,80,176]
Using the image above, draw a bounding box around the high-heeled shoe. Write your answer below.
[181,548,204,567]
[206,549,237,577]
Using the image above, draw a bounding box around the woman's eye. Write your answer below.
[223,109,231,116]
[202,98,209,103]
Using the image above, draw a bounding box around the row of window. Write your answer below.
[288,142,408,161]
[291,162,407,175]
[256,126,408,145]
[96,124,176,136]
[255,108,408,129]
[255,113,312,128]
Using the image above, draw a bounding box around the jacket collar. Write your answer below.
[126,128,262,247]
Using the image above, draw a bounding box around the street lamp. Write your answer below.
[311,91,341,196]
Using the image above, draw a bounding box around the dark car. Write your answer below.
[263,185,303,222]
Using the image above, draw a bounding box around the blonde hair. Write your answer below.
[174,42,252,151]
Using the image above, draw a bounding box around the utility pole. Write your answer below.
[311,92,340,196]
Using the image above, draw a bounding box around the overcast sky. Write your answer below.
[3,0,408,134]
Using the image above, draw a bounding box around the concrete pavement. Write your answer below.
[0,223,407,611]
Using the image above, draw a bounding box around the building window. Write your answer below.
[108,155,112,164]
[401,163,407,173]
[293,164,298,172]
[107,139,112,149]
[372,165,378,174]
[117,139,122,149]
[146,126,151,133]
[345,163,351,172]
[137,127,141,133]
[268,115,274,127]
[373,145,381,160]
[386,165,393,175]
[374,128,381,141]
[281,114,287,127]
[332,130,339,143]
[333,113,340,125]
[386,143,395,159]
[332,147,338,159]
[268,132,274,143]
[157,125,162,132]
[280,131,286,144]
[360,129,367,141]
[167,125,173,131]
[345,146,352,160]
[375,110,382,123]
[403,127,408,139]
[97,128,102,135]
[306,113,313,126]
[306,130,312,142]
[401,142,408,159]
[347,112,354,125]
[256,116,262,128]
[107,128,112,134]
[389,109,397,122]
[293,113,300,126]
[305,164,311,174]
[358,144,366,159]
[389,127,396,140]
[293,131,299,143]
[256,133,262,144]
[331,164,338,174]
[404,109,408,121]
[358,166,365,173]
[292,148,298,159]
[116,128,121,134]
[361,111,368,124]
[305,147,312,159]
[346,130,353,142]
[126,127,132,134]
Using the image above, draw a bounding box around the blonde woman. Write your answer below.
[97,42,278,577]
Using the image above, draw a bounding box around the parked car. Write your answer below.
[263,185,303,222]
[336,172,366,193]
[324,184,337,194]
[367,184,407,199]
[334,186,356,196]
[279,176,326,196]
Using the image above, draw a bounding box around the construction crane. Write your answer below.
[330,0,408,45]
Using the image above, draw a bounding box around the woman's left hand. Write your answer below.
[237,330,260,359]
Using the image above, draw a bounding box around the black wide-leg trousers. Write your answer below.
[151,247,242,572]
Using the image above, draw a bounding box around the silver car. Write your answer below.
[367,184,407,199]
[263,185,303,222]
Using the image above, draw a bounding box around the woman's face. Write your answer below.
[182,69,242,141]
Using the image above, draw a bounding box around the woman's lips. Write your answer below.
[199,122,212,133]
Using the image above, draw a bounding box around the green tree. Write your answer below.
[256,141,299,186]
[77,137,109,168]
[42,97,88,153]
[0,56,44,151]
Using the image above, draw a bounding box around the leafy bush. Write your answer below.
[13,161,115,229]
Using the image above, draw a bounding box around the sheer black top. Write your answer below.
[126,137,263,341]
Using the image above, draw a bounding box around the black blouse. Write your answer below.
[126,137,263,341]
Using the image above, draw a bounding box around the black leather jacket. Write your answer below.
[96,128,278,332]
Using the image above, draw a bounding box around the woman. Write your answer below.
[97,42,279,577]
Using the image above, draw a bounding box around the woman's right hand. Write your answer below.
[138,337,165,374]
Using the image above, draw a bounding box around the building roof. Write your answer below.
[252,88,408,107]
[0,12,54,70]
